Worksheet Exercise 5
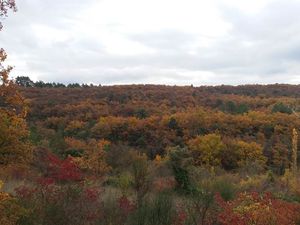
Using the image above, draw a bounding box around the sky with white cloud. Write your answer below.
[1,0,300,85]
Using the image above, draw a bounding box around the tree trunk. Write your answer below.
[292,128,298,176]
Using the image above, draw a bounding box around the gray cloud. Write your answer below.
[0,0,300,85]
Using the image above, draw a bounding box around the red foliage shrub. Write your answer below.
[37,177,55,186]
[84,187,101,202]
[46,153,82,183]
[15,178,103,224]
[216,192,300,225]
[118,195,136,216]
[173,209,187,225]
[15,185,36,199]
[153,177,176,192]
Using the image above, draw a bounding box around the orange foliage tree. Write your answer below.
[0,0,32,168]
[221,138,266,170]
[65,137,110,176]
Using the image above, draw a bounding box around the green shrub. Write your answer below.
[128,192,175,225]
[169,147,193,194]
[184,188,216,225]
[272,102,292,114]
[211,177,236,201]
[99,190,124,225]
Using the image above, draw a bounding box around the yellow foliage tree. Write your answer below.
[221,139,266,170]
[0,51,32,167]
[65,138,110,176]
[188,134,224,167]
[234,141,266,167]
[0,5,32,168]
[65,120,85,134]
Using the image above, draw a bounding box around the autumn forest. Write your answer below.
[1,1,300,225]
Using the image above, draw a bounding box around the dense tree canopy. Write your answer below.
[13,82,299,174]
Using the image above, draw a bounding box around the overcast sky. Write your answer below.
[1,0,300,85]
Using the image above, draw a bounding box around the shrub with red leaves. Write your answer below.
[15,185,36,199]
[37,177,55,186]
[46,153,82,183]
[84,187,101,202]
[15,180,103,224]
[216,192,300,225]
[153,177,176,192]
[118,195,136,216]
[173,209,187,225]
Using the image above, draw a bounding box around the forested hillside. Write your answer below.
[21,84,300,172]
[2,77,300,225]
[1,80,300,225]
[2,0,300,224]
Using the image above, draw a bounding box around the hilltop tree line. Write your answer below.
[15,76,99,88]
[15,76,300,98]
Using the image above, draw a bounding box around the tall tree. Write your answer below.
[15,76,34,87]
[0,0,32,167]
[292,128,298,176]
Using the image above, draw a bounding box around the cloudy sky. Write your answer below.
[1,0,300,85]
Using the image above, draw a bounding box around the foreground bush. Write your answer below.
[15,181,102,225]
[216,192,300,225]
[128,192,176,225]
[0,180,27,225]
